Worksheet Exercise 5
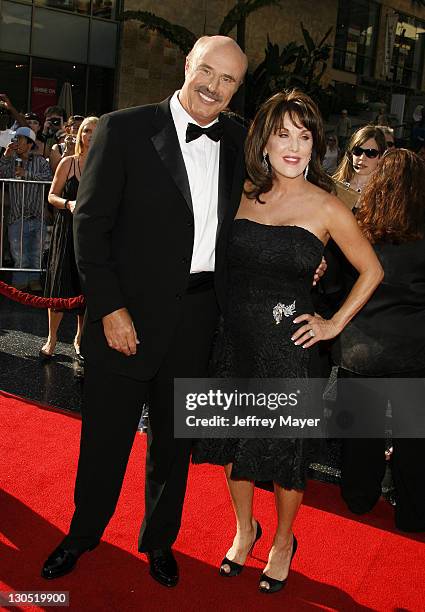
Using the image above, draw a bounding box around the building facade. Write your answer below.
[1,0,424,119]
[118,0,425,122]
[0,0,120,118]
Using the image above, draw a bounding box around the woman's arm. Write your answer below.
[48,156,74,211]
[292,195,384,348]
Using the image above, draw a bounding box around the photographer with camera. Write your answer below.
[0,127,52,291]
[39,106,67,168]
[49,115,84,173]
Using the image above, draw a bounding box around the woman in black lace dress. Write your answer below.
[193,91,383,593]
[41,117,98,359]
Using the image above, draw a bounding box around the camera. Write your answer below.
[49,117,62,127]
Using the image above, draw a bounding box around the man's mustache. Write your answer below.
[195,87,223,103]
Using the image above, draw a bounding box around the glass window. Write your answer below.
[0,53,29,128]
[92,0,116,20]
[34,0,91,17]
[333,0,380,76]
[31,58,87,116]
[87,66,115,115]
[89,20,117,68]
[391,16,425,89]
[32,8,89,64]
[0,2,32,55]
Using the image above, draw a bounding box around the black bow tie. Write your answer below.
[185,122,223,143]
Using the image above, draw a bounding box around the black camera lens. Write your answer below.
[50,117,61,127]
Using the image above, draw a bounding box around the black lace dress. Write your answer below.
[44,159,82,312]
[192,219,324,490]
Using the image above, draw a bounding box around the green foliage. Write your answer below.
[123,11,196,55]
[122,7,334,120]
[123,1,283,53]
[245,24,334,119]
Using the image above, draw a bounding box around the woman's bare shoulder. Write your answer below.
[53,154,74,177]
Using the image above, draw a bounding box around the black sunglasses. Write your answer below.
[352,145,380,159]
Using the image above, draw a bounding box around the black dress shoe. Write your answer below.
[41,544,97,580]
[147,549,179,587]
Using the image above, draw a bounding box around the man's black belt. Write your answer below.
[186,271,214,294]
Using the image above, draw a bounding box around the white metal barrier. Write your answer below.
[0,177,52,272]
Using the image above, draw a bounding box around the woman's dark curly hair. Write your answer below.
[244,89,335,202]
[357,148,425,244]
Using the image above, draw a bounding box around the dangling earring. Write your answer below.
[303,162,310,180]
[262,152,270,174]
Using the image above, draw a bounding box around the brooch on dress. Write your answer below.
[273,300,296,324]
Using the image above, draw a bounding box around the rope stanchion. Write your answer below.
[0,280,85,310]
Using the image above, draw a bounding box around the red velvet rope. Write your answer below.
[0,280,85,310]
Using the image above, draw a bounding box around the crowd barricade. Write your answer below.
[0,177,52,272]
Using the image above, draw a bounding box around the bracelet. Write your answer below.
[64,200,70,210]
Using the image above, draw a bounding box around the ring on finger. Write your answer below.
[309,329,315,338]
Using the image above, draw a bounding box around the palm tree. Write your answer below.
[123,0,283,54]
[123,0,283,113]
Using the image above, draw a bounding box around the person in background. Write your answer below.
[0,127,52,291]
[41,117,98,359]
[333,125,386,197]
[376,125,395,150]
[411,106,425,152]
[53,129,67,151]
[322,134,339,174]
[331,149,425,533]
[336,109,351,153]
[39,106,67,165]
[23,113,47,157]
[49,115,85,173]
[374,106,391,126]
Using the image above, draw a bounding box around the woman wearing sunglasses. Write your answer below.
[333,126,386,196]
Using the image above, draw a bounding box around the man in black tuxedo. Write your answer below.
[41,36,249,586]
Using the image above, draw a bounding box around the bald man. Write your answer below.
[41,36,248,586]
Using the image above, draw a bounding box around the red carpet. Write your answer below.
[1,391,424,612]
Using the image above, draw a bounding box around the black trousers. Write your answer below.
[62,286,219,552]
[339,367,425,531]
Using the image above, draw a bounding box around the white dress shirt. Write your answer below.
[170,91,220,273]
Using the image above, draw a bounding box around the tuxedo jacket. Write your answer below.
[73,98,247,380]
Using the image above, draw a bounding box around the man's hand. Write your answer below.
[43,119,52,136]
[15,166,26,179]
[102,307,140,356]
[0,93,13,110]
[63,135,76,156]
[313,256,327,286]
[4,142,18,157]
